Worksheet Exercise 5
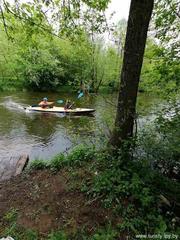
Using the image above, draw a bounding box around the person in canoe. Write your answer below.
[64,99,74,110]
[38,97,54,108]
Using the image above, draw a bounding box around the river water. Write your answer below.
[0,91,160,179]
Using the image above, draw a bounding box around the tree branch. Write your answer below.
[2,0,67,41]
[0,5,10,39]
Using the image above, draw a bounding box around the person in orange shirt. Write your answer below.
[39,97,53,108]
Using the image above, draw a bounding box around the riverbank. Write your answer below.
[0,146,122,239]
[0,169,118,239]
[0,143,179,239]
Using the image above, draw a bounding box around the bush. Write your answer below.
[136,101,180,179]
[29,145,96,171]
[91,228,118,240]
[81,135,180,236]
[66,144,95,166]
[28,116,179,236]
[49,154,66,172]
[29,159,47,170]
[2,209,38,240]
[48,231,67,240]
[47,228,118,240]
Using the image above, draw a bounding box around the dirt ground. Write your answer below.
[0,169,118,237]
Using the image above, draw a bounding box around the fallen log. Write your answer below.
[14,154,29,176]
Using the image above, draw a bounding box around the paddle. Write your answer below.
[34,94,82,107]
[31,99,64,105]
[57,99,64,104]
[57,92,83,104]
[77,91,84,99]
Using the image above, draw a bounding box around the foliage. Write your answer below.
[0,0,179,96]
[140,39,180,95]
[143,0,180,96]
[154,0,180,59]
[2,209,117,240]
[111,18,127,59]
[82,151,179,236]
[29,108,180,236]
[3,208,18,223]
[137,100,180,178]
[1,0,110,36]
[0,0,179,94]
[67,144,95,165]
[49,153,66,172]
[47,228,118,240]
[0,0,121,92]
[48,231,68,240]
[85,155,161,232]
[29,144,96,171]
[1,208,38,240]
[29,159,48,170]
[90,228,118,240]
[0,18,121,92]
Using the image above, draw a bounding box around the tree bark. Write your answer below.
[110,0,154,148]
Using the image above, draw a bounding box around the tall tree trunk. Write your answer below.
[110,0,154,148]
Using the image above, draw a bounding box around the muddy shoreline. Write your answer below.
[0,169,118,238]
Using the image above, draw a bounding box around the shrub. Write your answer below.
[83,149,179,235]
[49,154,66,172]
[29,144,96,171]
[29,159,47,170]
[3,208,18,223]
[136,101,180,179]
[48,231,67,240]
[66,144,95,166]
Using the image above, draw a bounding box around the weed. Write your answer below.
[49,154,66,172]
[29,159,47,170]
[66,144,95,166]
[2,209,38,240]
[48,231,68,240]
[29,144,96,171]
[3,208,18,223]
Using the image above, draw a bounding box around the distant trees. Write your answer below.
[0,0,120,91]
[112,19,127,59]
[140,39,180,95]
[0,0,178,98]
[0,9,121,91]
[140,0,180,95]
[152,0,180,95]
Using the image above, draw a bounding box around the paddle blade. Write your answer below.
[77,92,84,99]
[57,100,64,104]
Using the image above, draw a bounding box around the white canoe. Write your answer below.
[25,106,95,114]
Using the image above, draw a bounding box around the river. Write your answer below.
[0,91,160,179]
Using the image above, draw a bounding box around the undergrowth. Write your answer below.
[29,144,96,172]
[28,145,179,238]
[1,208,118,240]
[6,106,180,239]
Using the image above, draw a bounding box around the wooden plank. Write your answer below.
[0,156,18,181]
[14,155,29,176]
